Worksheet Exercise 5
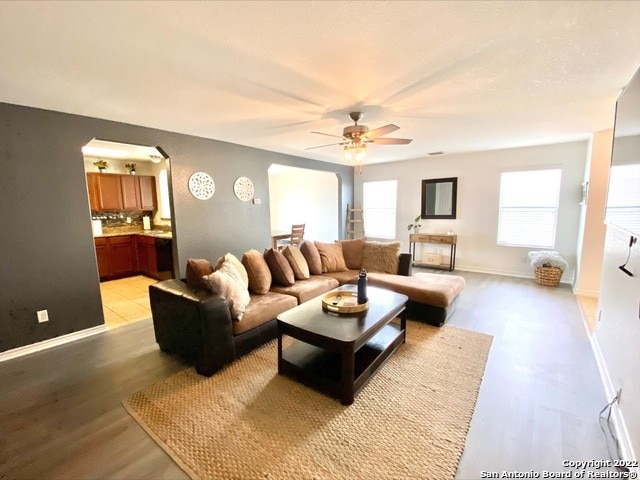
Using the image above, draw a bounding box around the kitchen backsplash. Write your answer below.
[91,211,170,234]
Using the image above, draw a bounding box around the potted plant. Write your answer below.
[407,215,422,234]
[93,159,108,173]
[125,163,137,175]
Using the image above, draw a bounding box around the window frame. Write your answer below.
[362,179,398,239]
[497,168,562,249]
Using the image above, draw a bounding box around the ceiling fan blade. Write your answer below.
[369,137,413,145]
[362,124,399,139]
[304,142,346,150]
[310,131,345,139]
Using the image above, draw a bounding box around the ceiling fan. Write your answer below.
[305,112,412,162]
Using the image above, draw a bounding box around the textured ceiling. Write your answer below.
[1,1,640,165]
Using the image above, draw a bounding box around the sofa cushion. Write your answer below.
[270,275,339,304]
[362,241,401,274]
[185,258,214,290]
[300,240,323,275]
[337,238,366,270]
[321,269,360,286]
[202,260,251,320]
[242,249,272,294]
[215,253,249,289]
[263,248,295,286]
[315,241,348,273]
[367,272,465,308]
[233,292,297,335]
[282,245,310,280]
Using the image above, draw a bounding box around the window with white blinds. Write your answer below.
[363,180,397,239]
[606,163,640,234]
[497,169,562,248]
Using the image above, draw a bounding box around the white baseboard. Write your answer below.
[451,265,573,284]
[590,334,637,464]
[0,324,108,363]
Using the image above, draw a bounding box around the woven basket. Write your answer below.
[534,266,562,287]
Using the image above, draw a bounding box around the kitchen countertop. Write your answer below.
[94,230,173,239]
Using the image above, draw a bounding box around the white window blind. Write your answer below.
[363,180,397,239]
[497,169,562,248]
[606,163,640,234]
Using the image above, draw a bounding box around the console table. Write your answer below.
[409,233,457,271]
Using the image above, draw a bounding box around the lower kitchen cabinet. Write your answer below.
[95,234,173,281]
[94,235,135,280]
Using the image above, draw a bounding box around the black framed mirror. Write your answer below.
[421,177,458,219]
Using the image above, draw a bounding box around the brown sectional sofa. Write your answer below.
[149,239,464,376]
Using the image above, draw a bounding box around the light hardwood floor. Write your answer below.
[0,271,612,479]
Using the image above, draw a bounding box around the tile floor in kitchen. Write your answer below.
[99,275,158,329]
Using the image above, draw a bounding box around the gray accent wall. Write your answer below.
[0,102,353,353]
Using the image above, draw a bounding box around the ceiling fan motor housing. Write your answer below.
[343,124,369,139]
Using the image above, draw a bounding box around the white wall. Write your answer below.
[268,164,339,242]
[574,129,612,296]
[355,141,589,281]
[594,225,640,460]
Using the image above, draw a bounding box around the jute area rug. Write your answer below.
[123,322,492,480]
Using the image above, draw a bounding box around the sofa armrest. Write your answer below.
[397,253,412,276]
[149,279,236,376]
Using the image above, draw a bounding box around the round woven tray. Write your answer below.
[321,290,369,314]
[534,266,562,287]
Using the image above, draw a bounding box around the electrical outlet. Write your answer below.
[37,310,49,323]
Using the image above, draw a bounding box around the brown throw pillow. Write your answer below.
[215,252,249,289]
[263,248,295,286]
[337,238,366,270]
[314,241,348,273]
[300,240,323,275]
[362,241,401,274]
[241,249,272,294]
[185,258,214,290]
[282,245,310,280]
[202,260,250,321]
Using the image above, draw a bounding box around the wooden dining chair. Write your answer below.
[278,223,305,250]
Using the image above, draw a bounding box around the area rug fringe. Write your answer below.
[123,323,492,480]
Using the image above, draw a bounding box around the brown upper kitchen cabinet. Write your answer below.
[138,175,157,211]
[87,173,157,212]
[88,173,123,210]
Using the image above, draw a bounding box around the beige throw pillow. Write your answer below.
[202,260,250,321]
[314,241,348,273]
[215,253,249,289]
[300,240,323,275]
[241,249,272,294]
[282,245,310,280]
[362,241,401,274]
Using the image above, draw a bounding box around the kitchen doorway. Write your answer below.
[82,139,176,329]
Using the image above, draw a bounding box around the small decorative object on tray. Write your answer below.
[322,290,369,314]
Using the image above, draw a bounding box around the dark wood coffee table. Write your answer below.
[276,284,408,405]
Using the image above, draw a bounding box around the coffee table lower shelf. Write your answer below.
[279,323,404,405]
